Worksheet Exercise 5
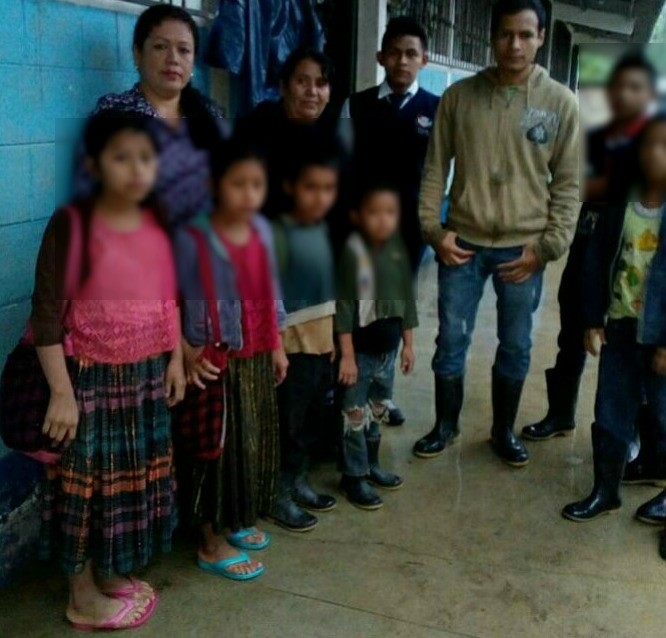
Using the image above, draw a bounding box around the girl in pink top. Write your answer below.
[31,112,185,631]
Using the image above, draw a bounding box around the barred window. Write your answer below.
[389,0,492,70]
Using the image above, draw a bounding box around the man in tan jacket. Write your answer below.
[412,0,580,467]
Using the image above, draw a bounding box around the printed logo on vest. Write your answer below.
[416,115,433,136]
[520,107,559,145]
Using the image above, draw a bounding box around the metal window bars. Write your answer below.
[388,0,491,71]
[119,0,215,21]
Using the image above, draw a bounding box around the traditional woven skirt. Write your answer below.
[190,352,279,534]
[40,356,176,577]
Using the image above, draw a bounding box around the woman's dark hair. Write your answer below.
[133,4,199,54]
[608,50,658,91]
[381,16,428,52]
[210,139,268,192]
[279,47,333,86]
[133,5,225,154]
[491,0,547,35]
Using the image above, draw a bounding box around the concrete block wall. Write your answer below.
[0,0,214,586]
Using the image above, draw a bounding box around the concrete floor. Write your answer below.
[2,255,666,638]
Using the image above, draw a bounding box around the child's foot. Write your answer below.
[97,575,155,601]
[226,526,271,550]
[367,466,404,491]
[339,475,384,510]
[66,590,152,630]
[198,540,263,578]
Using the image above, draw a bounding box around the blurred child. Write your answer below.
[562,115,666,563]
[336,184,418,510]
[524,52,657,449]
[269,151,340,532]
[33,112,184,630]
[175,141,287,581]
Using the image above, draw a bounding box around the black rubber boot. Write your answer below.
[385,401,406,426]
[623,406,666,487]
[636,489,666,525]
[339,475,383,510]
[293,473,337,512]
[270,474,319,532]
[562,424,626,522]
[366,439,403,490]
[413,375,463,459]
[522,368,581,441]
[660,529,666,560]
[490,369,529,467]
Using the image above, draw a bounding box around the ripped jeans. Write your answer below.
[432,242,544,381]
[341,349,396,477]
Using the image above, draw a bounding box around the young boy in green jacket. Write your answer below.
[336,183,418,510]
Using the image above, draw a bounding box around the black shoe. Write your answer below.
[636,489,666,525]
[562,424,626,522]
[413,375,463,459]
[270,474,319,532]
[490,369,529,467]
[660,529,666,560]
[521,368,580,441]
[622,406,666,487]
[293,474,337,513]
[385,401,406,426]
[339,475,383,510]
[366,439,403,490]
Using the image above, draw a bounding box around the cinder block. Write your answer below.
[0,64,43,145]
[30,143,56,220]
[38,1,83,69]
[0,1,26,65]
[0,220,46,306]
[0,146,30,226]
[82,8,118,70]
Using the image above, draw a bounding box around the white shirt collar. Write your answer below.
[377,78,419,101]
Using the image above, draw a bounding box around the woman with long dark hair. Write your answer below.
[76,4,228,229]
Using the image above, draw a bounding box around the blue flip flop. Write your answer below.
[197,553,265,581]
[227,528,271,551]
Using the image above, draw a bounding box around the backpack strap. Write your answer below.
[187,227,223,346]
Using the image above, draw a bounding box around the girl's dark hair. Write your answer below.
[133,5,225,153]
[279,47,333,86]
[491,0,547,35]
[381,16,428,52]
[608,50,658,91]
[210,138,267,189]
[82,110,169,231]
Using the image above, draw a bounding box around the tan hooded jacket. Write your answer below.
[419,64,580,264]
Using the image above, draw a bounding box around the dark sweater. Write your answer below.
[347,86,440,266]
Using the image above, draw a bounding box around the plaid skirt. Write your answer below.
[40,356,176,577]
[190,352,279,534]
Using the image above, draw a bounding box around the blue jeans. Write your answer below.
[341,349,396,477]
[433,243,543,381]
[596,319,666,451]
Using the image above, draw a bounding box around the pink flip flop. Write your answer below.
[107,577,157,602]
[69,595,157,632]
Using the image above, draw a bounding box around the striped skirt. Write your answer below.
[190,352,279,534]
[40,356,176,577]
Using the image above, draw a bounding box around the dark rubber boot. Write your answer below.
[562,423,627,522]
[366,439,403,490]
[270,474,319,532]
[660,529,666,560]
[490,369,529,467]
[623,406,666,487]
[636,489,666,525]
[339,475,383,510]
[413,375,463,459]
[293,473,337,512]
[522,368,581,441]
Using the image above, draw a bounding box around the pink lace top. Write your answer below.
[66,212,178,364]
[218,228,280,359]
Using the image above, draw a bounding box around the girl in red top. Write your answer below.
[32,112,185,631]
[177,142,288,581]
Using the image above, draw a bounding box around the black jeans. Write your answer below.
[277,353,334,475]
[553,230,589,379]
